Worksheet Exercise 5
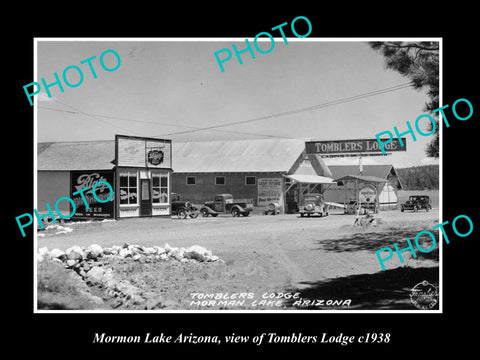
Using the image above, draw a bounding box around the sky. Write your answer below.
[35,39,441,168]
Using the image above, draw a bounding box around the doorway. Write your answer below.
[140,179,152,216]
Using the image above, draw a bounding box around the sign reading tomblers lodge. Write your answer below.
[305,138,407,155]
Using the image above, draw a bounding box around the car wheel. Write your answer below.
[231,208,240,217]
[414,206,418,212]
[241,212,249,217]
[177,209,187,219]
[211,213,218,217]
[189,211,199,219]
[300,213,304,217]
[401,208,404,212]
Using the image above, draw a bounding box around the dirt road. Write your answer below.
[37,209,440,310]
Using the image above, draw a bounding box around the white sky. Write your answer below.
[35,39,441,168]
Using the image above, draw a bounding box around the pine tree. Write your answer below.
[370,42,440,158]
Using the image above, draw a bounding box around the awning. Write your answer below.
[285,174,336,184]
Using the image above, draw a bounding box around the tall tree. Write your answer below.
[369,42,440,158]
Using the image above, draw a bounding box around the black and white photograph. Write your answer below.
[8,6,478,355]
[32,38,443,313]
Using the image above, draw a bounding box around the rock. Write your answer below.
[37,254,44,262]
[49,248,66,260]
[82,263,91,272]
[66,245,84,257]
[86,244,103,259]
[164,243,174,253]
[133,254,142,261]
[66,259,77,268]
[153,246,166,255]
[160,253,169,261]
[122,243,130,249]
[118,248,133,258]
[38,247,49,257]
[67,251,83,261]
[143,247,157,255]
[86,266,105,286]
[184,245,212,262]
[180,258,189,263]
[170,247,185,260]
[103,247,117,255]
[207,255,220,262]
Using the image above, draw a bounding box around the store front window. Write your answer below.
[152,173,169,204]
[119,172,138,205]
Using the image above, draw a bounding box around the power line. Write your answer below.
[152,82,413,138]
[39,104,295,139]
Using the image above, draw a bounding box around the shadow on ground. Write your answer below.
[284,266,439,310]
[315,227,439,261]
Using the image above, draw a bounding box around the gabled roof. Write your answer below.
[335,174,388,183]
[172,139,307,173]
[37,139,308,173]
[38,141,115,171]
[328,164,396,180]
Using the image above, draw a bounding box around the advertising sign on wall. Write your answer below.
[258,178,283,206]
[116,135,172,169]
[305,138,407,155]
[70,171,115,218]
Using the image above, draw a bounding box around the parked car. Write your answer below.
[171,193,199,219]
[299,193,329,217]
[201,194,254,217]
[400,195,432,212]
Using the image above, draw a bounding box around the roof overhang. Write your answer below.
[284,174,336,184]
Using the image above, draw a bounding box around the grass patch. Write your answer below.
[37,259,101,310]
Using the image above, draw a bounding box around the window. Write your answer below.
[186,176,196,185]
[215,176,225,185]
[152,174,169,204]
[119,172,138,205]
[245,176,256,185]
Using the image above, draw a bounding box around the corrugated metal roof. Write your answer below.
[328,165,394,180]
[38,141,115,171]
[172,139,306,173]
[37,139,307,173]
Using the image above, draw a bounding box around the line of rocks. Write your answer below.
[37,243,222,309]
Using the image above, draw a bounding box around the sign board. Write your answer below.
[359,185,377,203]
[305,138,406,155]
[70,171,115,218]
[258,178,282,206]
[116,135,172,169]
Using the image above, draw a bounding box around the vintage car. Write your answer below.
[400,195,432,212]
[299,193,329,217]
[201,194,254,217]
[171,193,199,219]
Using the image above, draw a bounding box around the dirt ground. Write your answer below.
[37,207,440,311]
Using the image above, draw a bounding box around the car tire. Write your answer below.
[231,208,240,217]
[189,211,199,219]
[241,212,249,217]
[211,213,218,217]
[177,209,187,219]
[300,213,304,217]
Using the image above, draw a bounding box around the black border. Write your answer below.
[9,5,479,355]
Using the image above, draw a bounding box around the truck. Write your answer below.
[171,193,199,219]
[201,194,254,217]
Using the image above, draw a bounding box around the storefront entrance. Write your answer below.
[140,179,152,216]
